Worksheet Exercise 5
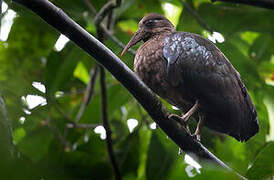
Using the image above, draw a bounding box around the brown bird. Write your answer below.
[121,13,259,141]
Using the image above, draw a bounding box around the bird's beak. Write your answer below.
[121,29,143,56]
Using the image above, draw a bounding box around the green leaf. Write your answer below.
[246,142,274,180]
[118,19,138,35]
[45,43,80,97]
[161,1,183,27]
[264,93,274,141]
[17,127,53,162]
[137,126,152,180]
[73,61,90,84]
[193,165,241,180]
[167,158,188,179]
[198,3,274,36]
[146,131,177,180]
[13,127,26,144]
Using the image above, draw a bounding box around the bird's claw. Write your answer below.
[168,114,191,134]
[168,114,186,123]
[191,133,201,141]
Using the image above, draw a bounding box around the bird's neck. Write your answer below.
[144,29,174,42]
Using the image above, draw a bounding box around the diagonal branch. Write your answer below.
[211,0,274,10]
[12,1,247,179]
[74,65,99,123]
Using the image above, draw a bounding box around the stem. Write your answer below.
[100,66,121,180]
[96,1,122,179]
[74,66,98,123]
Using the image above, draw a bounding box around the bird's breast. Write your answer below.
[133,38,191,110]
[134,39,166,93]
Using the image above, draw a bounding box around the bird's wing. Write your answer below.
[163,32,259,141]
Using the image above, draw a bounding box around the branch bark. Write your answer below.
[13,0,246,179]
[211,0,274,10]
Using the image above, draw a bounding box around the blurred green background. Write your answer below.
[0,0,274,179]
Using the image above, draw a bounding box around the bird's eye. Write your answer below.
[145,19,158,27]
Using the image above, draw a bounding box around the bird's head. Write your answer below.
[121,13,175,56]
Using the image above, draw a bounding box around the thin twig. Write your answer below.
[102,25,136,55]
[82,0,96,15]
[100,66,121,180]
[45,117,71,151]
[94,0,121,27]
[182,1,214,33]
[13,1,248,179]
[82,0,136,56]
[74,65,99,123]
[211,0,274,10]
[96,1,122,179]
[53,101,71,121]
[67,122,99,129]
[61,88,86,97]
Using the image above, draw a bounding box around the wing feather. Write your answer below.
[163,32,259,141]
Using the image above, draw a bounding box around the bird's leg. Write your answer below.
[192,115,204,141]
[181,100,199,122]
[168,100,199,133]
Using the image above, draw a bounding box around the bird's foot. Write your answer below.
[191,115,203,142]
[191,133,201,141]
[168,114,191,134]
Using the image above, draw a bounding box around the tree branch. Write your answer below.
[83,0,136,56]
[82,0,96,15]
[211,0,274,10]
[74,65,99,123]
[45,117,71,151]
[13,1,247,179]
[96,1,121,179]
[94,0,121,27]
[67,122,98,129]
[102,25,136,56]
[100,66,121,180]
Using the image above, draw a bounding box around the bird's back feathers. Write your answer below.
[163,32,259,141]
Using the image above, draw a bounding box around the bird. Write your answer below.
[121,13,259,142]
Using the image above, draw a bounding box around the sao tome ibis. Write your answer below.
[121,13,259,142]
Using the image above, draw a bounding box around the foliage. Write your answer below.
[0,0,274,179]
